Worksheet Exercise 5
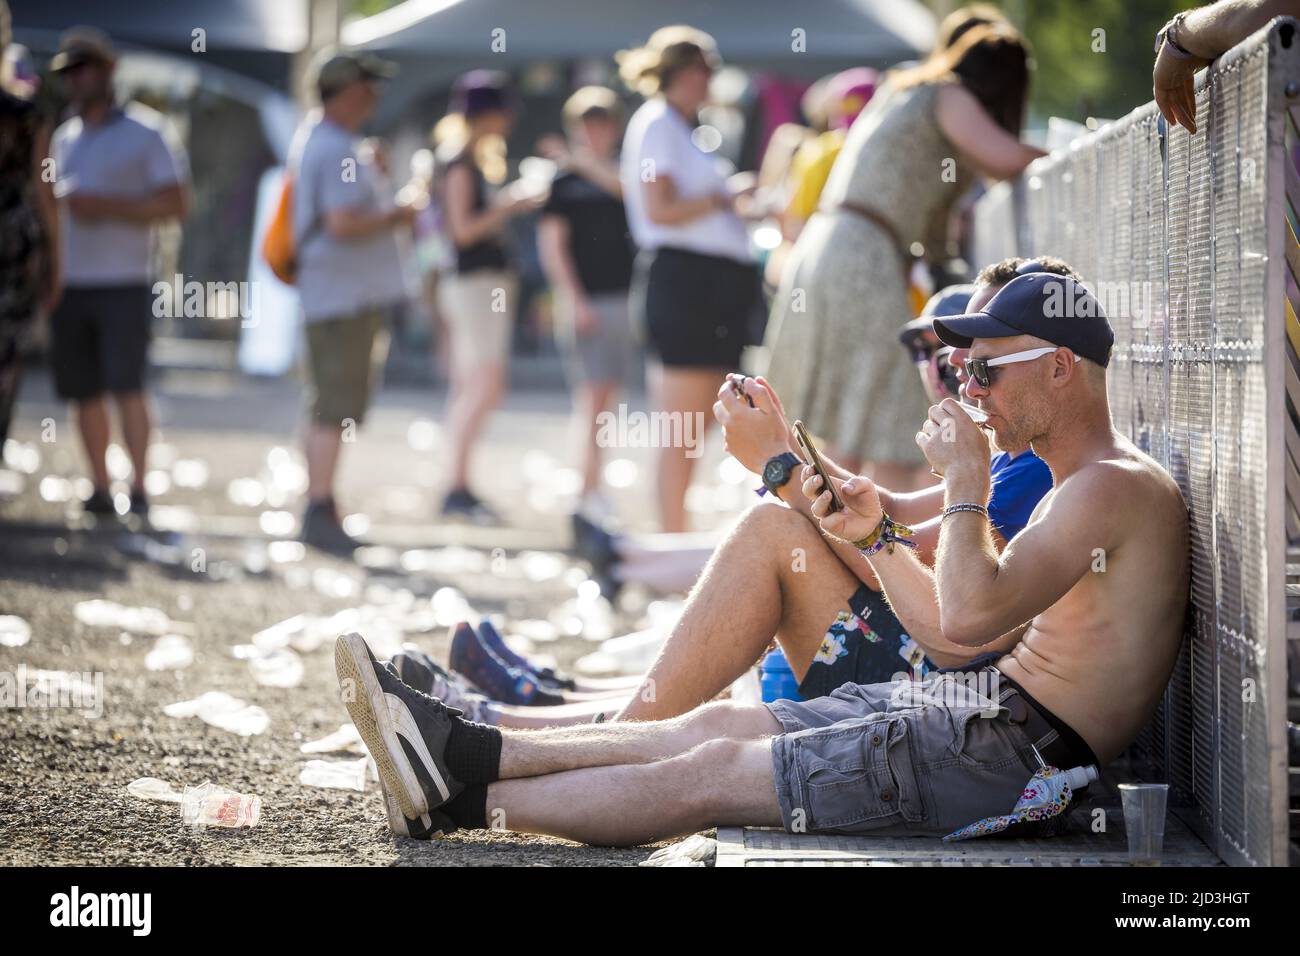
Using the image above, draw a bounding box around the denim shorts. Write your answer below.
[767,671,1041,836]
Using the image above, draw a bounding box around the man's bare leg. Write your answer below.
[497,700,781,778]
[615,501,864,721]
[116,390,151,494]
[75,396,112,490]
[487,737,781,845]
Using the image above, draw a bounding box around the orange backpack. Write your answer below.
[261,175,298,285]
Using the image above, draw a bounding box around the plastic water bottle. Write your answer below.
[760,648,803,703]
[1063,764,1100,790]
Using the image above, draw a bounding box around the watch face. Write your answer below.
[764,458,787,486]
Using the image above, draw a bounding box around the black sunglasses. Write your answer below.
[934,347,962,398]
[966,346,1078,389]
[908,342,938,364]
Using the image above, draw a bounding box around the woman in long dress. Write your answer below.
[763,23,1045,488]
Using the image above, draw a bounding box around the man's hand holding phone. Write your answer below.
[802,468,884,544]
[713,374,798,475]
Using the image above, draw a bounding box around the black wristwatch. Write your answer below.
[761,452,803,496]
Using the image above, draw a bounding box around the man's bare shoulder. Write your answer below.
[1058,442,1187,527]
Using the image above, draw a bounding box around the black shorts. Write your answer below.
[50,285,153,400]
[631,246,761,369]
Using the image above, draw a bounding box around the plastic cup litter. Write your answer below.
[1119,782,1169,865]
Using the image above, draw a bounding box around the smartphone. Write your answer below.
[791,420,843,513]
[729,374,755,407]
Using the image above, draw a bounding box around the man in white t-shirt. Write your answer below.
[48,27,189,522]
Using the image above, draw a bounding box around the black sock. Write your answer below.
[532,688,565,707]
[445,718,502,784]
[442,783,488,830]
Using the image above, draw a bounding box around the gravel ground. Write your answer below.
[0,367,742,866]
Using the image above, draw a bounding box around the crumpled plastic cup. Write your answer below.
[180,781,261,829]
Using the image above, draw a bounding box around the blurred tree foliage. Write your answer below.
[998,0,1198,122]
[350,0,403,18]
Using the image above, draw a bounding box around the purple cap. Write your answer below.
[452,70,514,117]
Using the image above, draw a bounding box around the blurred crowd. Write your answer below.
[1,0,1268,566]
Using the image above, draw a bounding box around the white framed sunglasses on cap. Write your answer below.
[966,346,1081,389]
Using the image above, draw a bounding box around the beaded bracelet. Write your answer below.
[851,513,917,556]
[942,502,990,520]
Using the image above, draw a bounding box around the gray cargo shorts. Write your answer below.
[766,671,1040,836]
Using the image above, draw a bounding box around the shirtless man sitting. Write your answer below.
[333,273,1190,844]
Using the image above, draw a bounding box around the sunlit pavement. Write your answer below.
[0,364,749,865]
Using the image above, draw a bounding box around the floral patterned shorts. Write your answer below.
[796,584,934,700]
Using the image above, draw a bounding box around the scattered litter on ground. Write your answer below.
[170,458,209,490]
[266,541,306,564]
[74,599,186,636]
[38,475,73,503]
[577,626,666,675]
[180,781,261,829]
[299,757,368,792]
[639,834,716,867]
[126,777,184,804]
[163,692,270,736]
[430,586,474,627]
[0,615,31,647]
[235,646,305,688]
[144,634,194,671]
[312,567,359,599]
[402,547,488,576]
[0,468,23,495]
[512,618,559,644]
[299,723,365,755]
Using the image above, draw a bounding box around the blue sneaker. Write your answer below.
[449,621,549,706]
[476,620,576,692]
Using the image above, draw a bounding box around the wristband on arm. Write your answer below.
[852,512,917,556]
[942,502,990,520]
[1154,12,1197,60]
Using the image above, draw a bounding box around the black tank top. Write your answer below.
[446,153,508,274]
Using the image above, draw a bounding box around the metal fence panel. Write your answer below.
[970,20,1294,865]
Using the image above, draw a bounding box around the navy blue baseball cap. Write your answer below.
[898,283,975,351]
[931,273,1114,367]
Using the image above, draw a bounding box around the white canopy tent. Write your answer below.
[344,0,935,63]
[342,0,937,123]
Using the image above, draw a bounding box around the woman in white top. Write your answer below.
[618,26,761,532]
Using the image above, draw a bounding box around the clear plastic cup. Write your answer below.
[181,781,262,829]
[1119,783,1168,865]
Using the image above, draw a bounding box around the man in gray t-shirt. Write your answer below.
[289,50,415,556]
[48,27,189,523]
